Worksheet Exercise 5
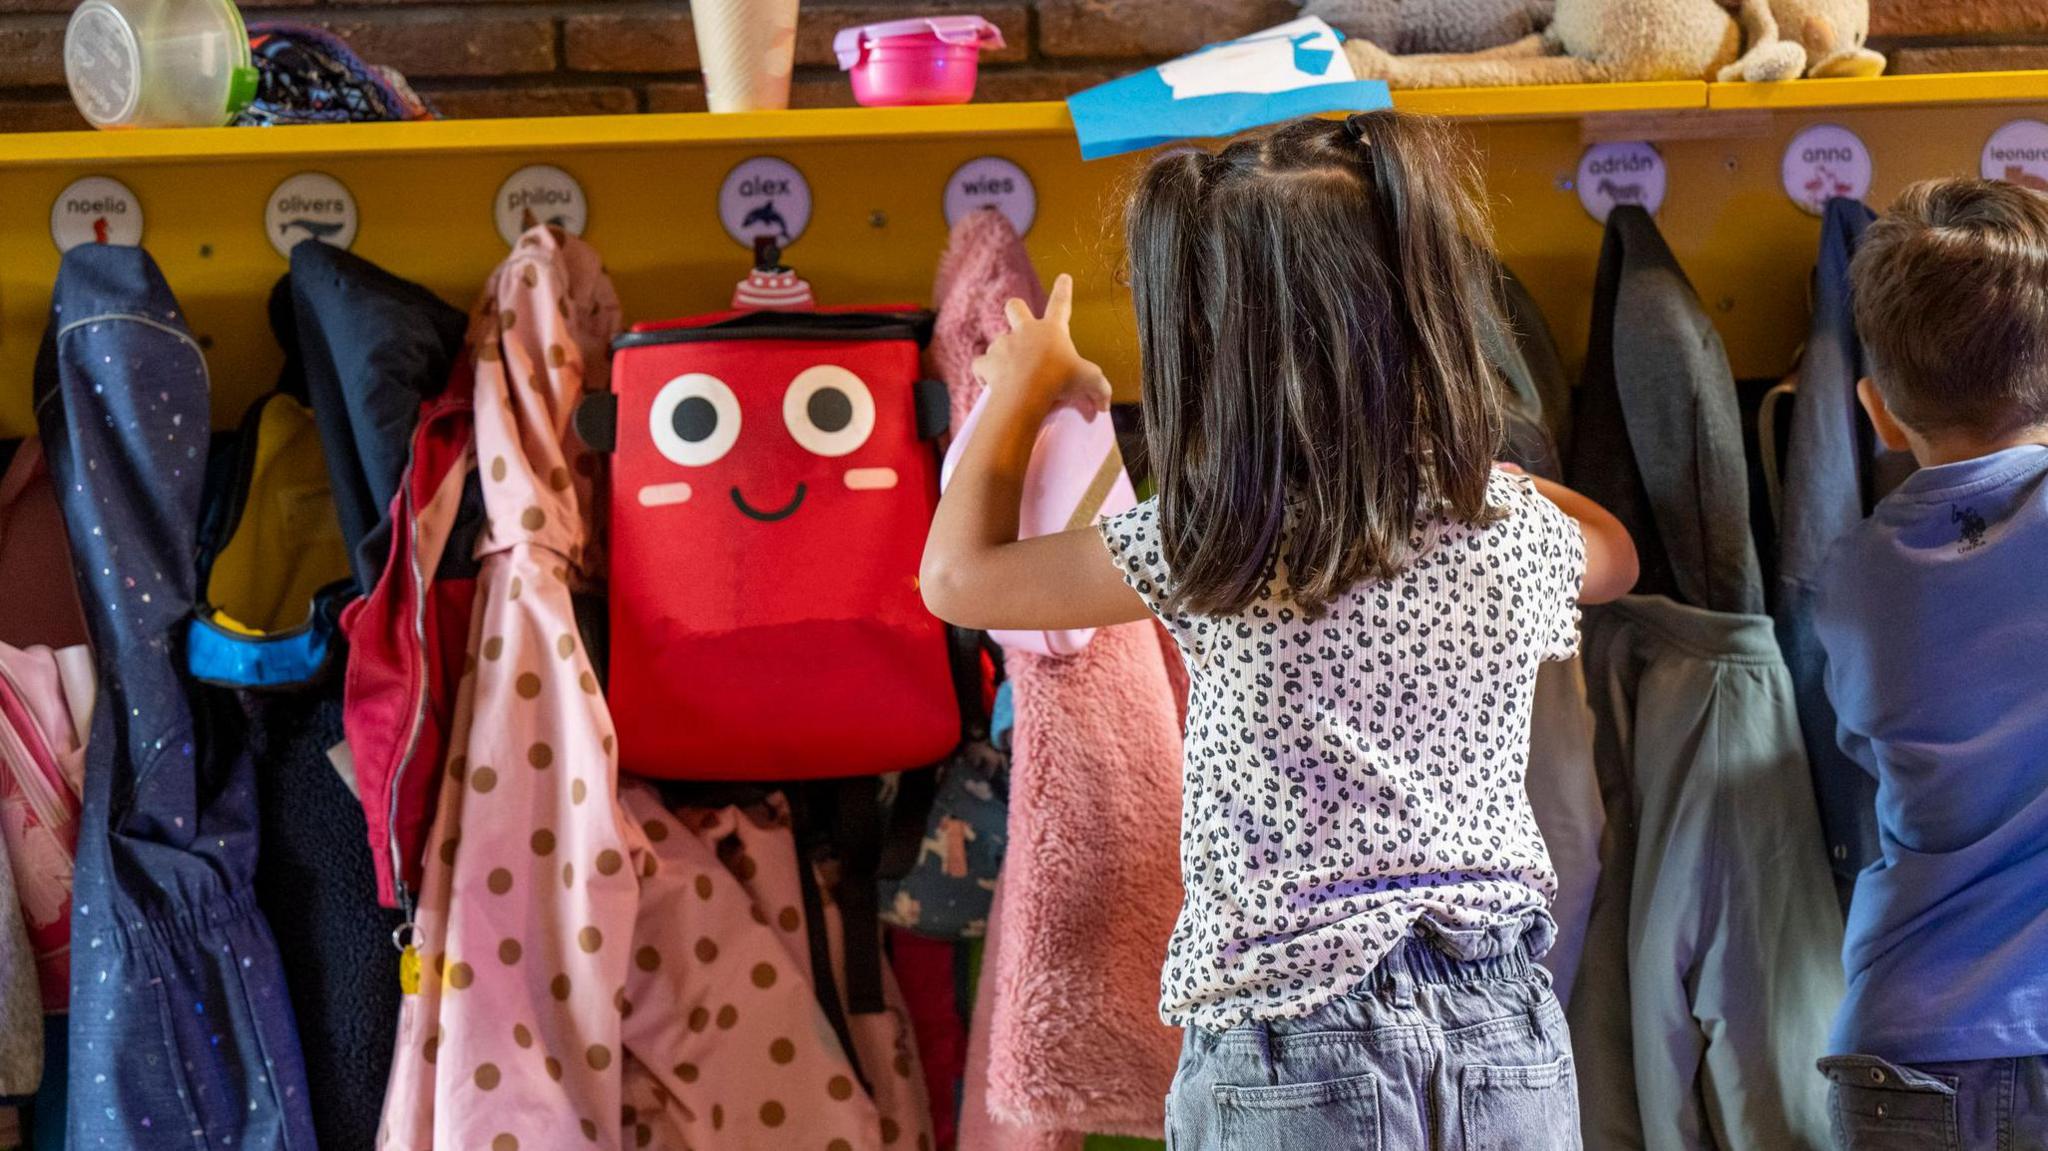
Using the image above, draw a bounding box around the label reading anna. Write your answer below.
[51,175,142,252]
[1576,142,1666,222]
[1782,124,1871,216]
[720,157,811,249]
[495,165,589,246]
[1982,119,2048,193]
[267,172,358,257]
[944,157,1036,237]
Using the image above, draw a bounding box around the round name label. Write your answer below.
[495,164,589,247]
[1576,142,1666,222]
[267,172,358,257]
[1982,119,2048,193]
[719,157,812,250]
[51,175,142,252]
[944,156,1036,237]
[1782,124,1872,216]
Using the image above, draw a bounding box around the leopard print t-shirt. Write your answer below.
[1100,470,1586,1028]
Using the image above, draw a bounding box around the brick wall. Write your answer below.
[3,0,2046,131]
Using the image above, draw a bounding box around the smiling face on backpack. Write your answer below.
[625,349,915,526]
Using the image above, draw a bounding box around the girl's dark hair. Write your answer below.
[1128,111,1506,616]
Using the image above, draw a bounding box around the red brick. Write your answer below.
[0,19,68,88]
[0,0,85,12]
[794,2,1028,66]
[971,64,1121,102]
[1889,42,2048,74]
[0,94,85,132]
[1038,0,1294,58]
[787,70,860,108]
[422,83,638,118]
[298,12,556,79]
[564,8,698,72]
[643,80,707,113]
[1871,0,2048,39]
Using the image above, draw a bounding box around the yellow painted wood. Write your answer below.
[0,73,2044,437]
[1708,71,2048,110]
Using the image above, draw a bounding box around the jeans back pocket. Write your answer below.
[1458,1056,1581,1150]
[1819,1054,1959,1151]
[1213,1071,1380,1151]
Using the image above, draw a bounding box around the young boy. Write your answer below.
[1814,177,2048,1149]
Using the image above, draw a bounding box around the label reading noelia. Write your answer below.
[266,172,358,257]
[494,164,589,247]
[1982,119,2048,193]
[944,157,1037,237]
[51,175,142,252]
[719,157,812,250]
[1575,142,1666,222]
[1782,124,1872,216]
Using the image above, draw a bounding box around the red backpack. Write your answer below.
[587,308,958,780]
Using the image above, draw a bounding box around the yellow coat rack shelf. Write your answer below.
[3,71,2048,436]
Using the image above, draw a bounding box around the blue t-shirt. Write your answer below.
[1816,444,2048,1062]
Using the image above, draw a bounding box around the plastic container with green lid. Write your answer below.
[65,0,257,129]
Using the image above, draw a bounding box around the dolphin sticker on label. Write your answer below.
[494,165,589,247]
[720,157,813,250]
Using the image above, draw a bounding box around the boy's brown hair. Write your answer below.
[1852,178,2048,436]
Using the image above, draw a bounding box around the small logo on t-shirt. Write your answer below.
[1953,504,1989,552]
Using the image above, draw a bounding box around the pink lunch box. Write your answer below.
[833,16,1005,107]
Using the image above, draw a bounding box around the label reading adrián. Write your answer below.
[494,165,589,247]
[719,157,812,250]
[944,157,1036,237]
[1982,120,2048,193]
[1576,142,1666,222]
[51,176,143,252]
[267,172,359,257]
[1782,124,1872,216]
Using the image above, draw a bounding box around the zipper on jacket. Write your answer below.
[386,477,433,946]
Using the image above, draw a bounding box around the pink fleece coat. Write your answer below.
[380,229,929,1150]
[932,209,1184,1142]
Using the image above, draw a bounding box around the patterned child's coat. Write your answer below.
[380,228,928,1150]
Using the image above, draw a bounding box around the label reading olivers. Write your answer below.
[494,165,589,247]
[1982,120,2048,193]
[1781,124,1872,216]
[719,157,812,250]
[944,157,1037,237]
[1575,142,1667,223]
[266,172,359,257]
[50,176,142,252]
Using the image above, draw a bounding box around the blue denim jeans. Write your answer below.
[1821,1053,2048,1150]
[1165,927,1581,1151]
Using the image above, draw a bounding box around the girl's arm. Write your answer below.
[1524,473,1639,605]
[920,276,1153,632]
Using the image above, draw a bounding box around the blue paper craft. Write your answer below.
[1067,17,1392,161]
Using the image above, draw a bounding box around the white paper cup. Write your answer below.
[693,0,800,113]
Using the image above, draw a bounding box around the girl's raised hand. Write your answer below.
[971,274,1113,418]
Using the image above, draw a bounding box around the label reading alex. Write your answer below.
[495,165,588,246]
[1576,142,1666,222]
[1982,119,2048,193]
[1782,124,1871,216]
[944,157,1036,237]
[51,176,142,252]
[720,157,811,250]
[267,172,358,257]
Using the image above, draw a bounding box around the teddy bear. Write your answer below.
[1719,0,1885,80]
[1333,0,1872,88]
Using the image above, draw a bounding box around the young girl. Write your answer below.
[922,111,1636,1149]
